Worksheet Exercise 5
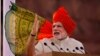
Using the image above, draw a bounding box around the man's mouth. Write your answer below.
[54,32,60,35]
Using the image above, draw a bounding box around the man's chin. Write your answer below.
[54,36,66,41]
[54,36,62,40]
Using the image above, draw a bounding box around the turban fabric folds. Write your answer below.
[53,6,76,36]
[38,20,52,40]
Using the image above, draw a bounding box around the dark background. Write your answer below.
[16,0,100,54]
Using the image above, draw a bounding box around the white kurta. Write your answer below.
[35,37,85,55]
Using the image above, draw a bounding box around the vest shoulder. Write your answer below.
[69,38,83,45]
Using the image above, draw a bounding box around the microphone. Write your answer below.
[66,48,71,53]
[60,48,66,52]
[72,49,77,53]
[44,42,53,51]
[80,47,84,50]
[51,42,69,53]
[51,42,61,52]
[80,47,89,54]
[75,47,85,54]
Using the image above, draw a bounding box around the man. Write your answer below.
[26,6,85,56]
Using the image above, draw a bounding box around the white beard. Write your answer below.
[54,34,66,40]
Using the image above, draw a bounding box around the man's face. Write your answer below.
[52,22,67,40]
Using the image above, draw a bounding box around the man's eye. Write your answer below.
[53,25,55,28]
[57,25,62,27]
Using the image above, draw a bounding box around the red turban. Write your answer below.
[38,20,52,40]
[53,6,76,36]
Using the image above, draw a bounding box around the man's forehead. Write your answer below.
[53,22,63,25]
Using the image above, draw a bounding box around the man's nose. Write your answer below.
[53,26,58,31]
